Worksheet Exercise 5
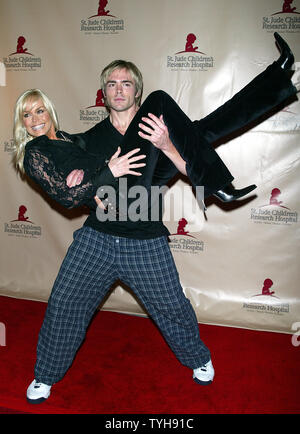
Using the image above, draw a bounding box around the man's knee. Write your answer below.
[144,89,168,106]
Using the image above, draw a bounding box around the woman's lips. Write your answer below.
[31,124,45,131]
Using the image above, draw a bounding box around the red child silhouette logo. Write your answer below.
[9,36,33,56]
[252,278,279,298]
[270,188,283,206]
[185,33,199,52]
[98,0,110,15]
[282,0,297,13]
[272,0,300,14]
[11,205,34,223]
[261,278,275,296]
[268,188,290,209]
[259,188,290,210]
[171,218,195,238]
[177,218,189,235]
[89,0,116,18]
[176,34,205,55]
[86,89,105,108]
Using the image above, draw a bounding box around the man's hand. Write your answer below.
[108,147,146,177]
[66,169,84,187]
[94,195,106,209]
[66,146,146,188]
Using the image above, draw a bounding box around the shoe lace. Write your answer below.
[200,363,208,372]
[195,362,208,373]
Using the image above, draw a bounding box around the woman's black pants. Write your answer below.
[122,61,297,197]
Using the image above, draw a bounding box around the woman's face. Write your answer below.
[22,98,56,139]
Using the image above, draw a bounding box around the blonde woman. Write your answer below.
[13,88,146,209]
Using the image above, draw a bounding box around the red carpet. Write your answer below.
[0,295,299,414]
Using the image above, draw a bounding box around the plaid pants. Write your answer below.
[35,226,210,385]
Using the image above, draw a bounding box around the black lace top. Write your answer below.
[23,131,117,209]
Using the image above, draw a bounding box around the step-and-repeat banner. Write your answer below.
[0,0,299,334]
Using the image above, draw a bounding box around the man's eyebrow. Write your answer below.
[106,80,134,84]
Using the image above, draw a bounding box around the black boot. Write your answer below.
[213,184,257,203]
[274,32,294,71]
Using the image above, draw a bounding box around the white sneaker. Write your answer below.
[193,359,215,385]
[27,379,51,404]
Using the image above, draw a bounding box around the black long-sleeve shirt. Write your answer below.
[24,131,118,209]
[81,117,178,239]
[24,123,179,239]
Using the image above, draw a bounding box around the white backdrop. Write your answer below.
[0,0,299,333]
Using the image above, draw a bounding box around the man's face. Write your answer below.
[104,68,139,113]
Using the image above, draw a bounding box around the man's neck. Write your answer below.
[109,105,139,135]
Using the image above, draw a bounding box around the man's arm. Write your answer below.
[66,147,146,186]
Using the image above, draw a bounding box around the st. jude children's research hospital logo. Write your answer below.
[2,36,41,71]
[167,33,214,71]
[4,206,42,238]
[163,184,205,255]
[3,138,15,153]
[80,88,108,126]
[168,218,204,255]
[80,0,124,35]
[262,0,300,32]
[250,188,298,226]
[243,278,290,316]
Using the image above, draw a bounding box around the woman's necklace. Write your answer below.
[58,131,73,143]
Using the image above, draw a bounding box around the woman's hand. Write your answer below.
[94,195,106,209]
[138,113,172,152]
[66,169,84,187]
[138,113,187,175]
[108,147,146,178]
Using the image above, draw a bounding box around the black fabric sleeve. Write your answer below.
[24,147,117,209]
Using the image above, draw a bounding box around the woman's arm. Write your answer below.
[138,113,187,175]
[24,145,146,209]
[24,147,103,208]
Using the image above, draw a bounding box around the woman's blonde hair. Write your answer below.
[100,60,144,108]
[13,89,59,173]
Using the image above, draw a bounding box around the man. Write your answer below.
[27,33,297,403]
[27,61,215,405]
